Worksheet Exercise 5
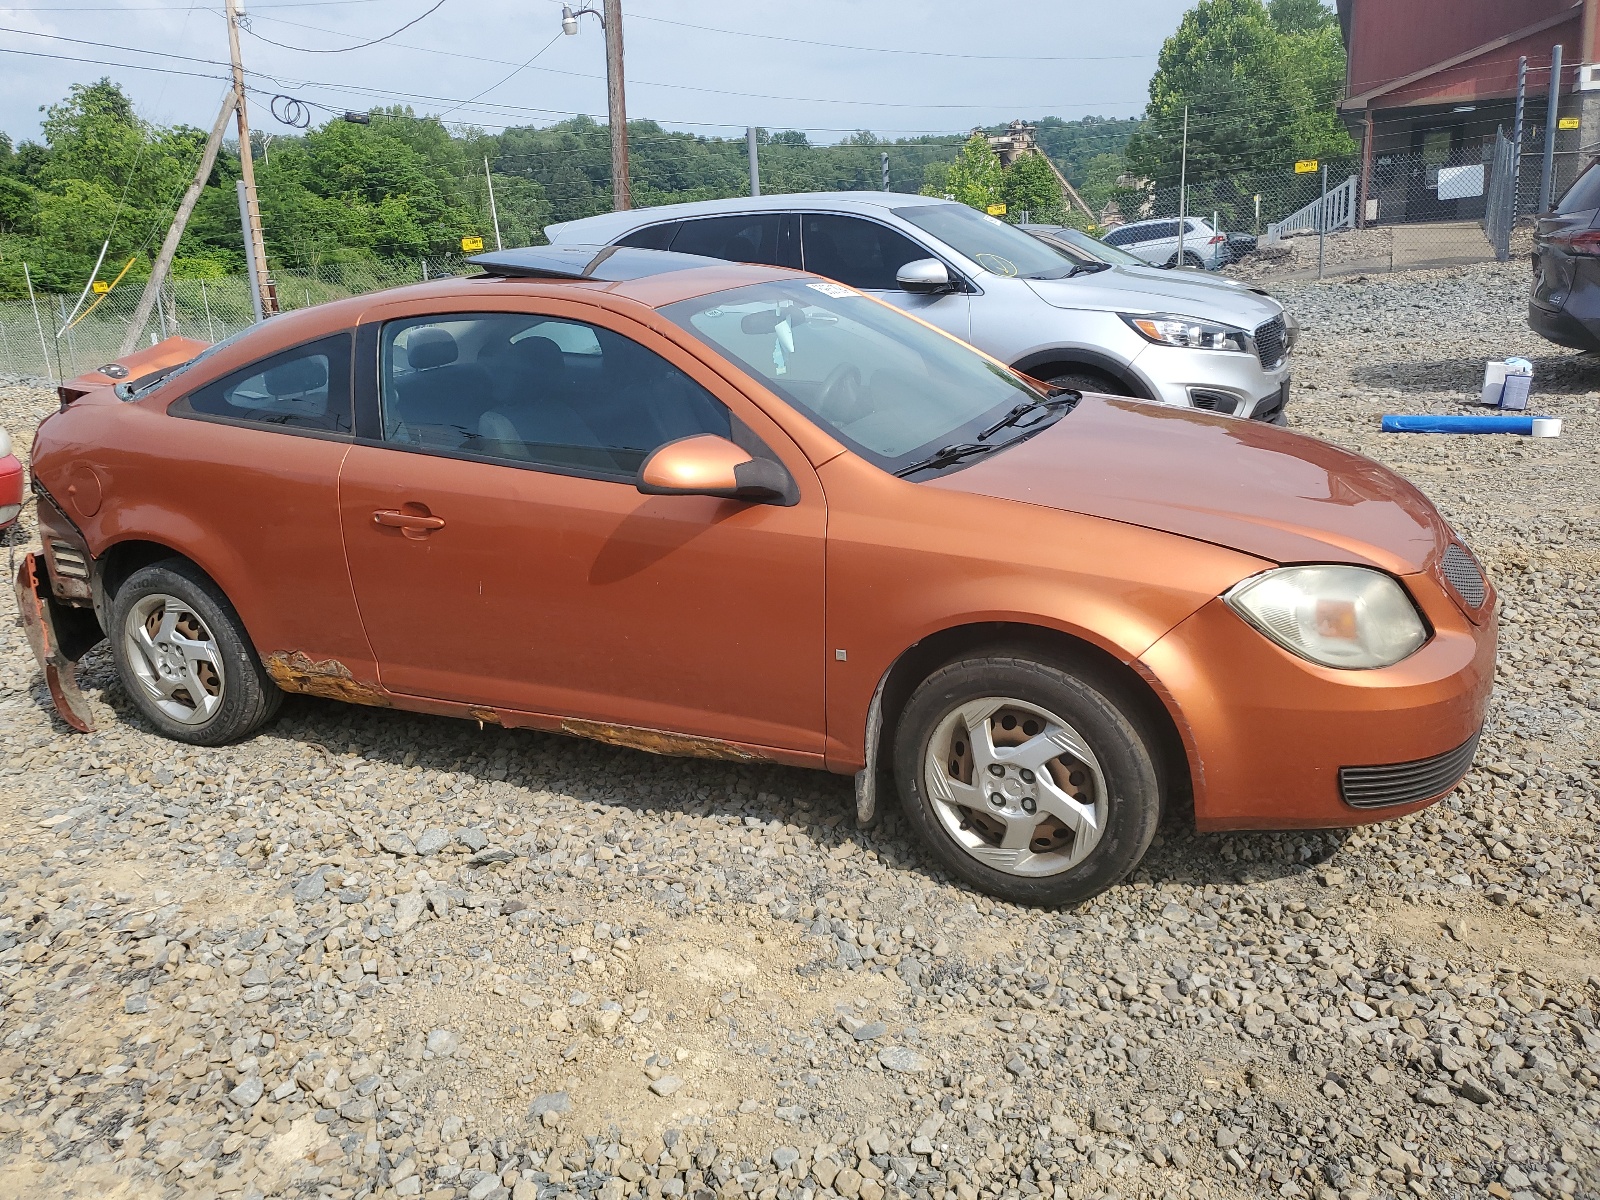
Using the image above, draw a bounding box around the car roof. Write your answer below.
[545,190,948,245]
[468,243,726,281]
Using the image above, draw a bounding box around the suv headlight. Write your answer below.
[1120,313,1249,352]
[1224,565,1428,669]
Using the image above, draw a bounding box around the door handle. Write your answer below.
[373,508,445,539]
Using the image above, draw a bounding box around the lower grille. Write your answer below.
[1441,543,1487,608]
[1254,315,1287,368]
[1188,390,1240,415]
[1338,732,1481,810]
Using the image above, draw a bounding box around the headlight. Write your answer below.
[1121,313,1249,352]
[1224,565,1428,669]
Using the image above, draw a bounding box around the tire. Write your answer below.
[1165,251,1206,269]
[893,655,1161,906]
[109,559,281,745]
[1044,370,1132,397]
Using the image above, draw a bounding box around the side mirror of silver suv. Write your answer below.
[896,258,952,294]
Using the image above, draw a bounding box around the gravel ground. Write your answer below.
[0,257,1597,1200]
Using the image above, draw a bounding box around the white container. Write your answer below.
[1479,360,1508,406]
[1531,416,1562,438]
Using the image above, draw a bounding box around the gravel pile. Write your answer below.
[0,256,1596,1200]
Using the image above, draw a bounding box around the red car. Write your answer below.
[0,425,21,533]
[13,248,1495,905]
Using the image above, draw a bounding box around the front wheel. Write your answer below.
[109,559,282,745]
[893,656,1161,906]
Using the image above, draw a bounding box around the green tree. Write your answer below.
[1124,0,1353,226]
[928,134,1003,211]
[1000,153,1063,222]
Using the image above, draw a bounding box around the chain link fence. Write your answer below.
[0,252,476,384]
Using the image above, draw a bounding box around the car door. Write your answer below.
[336,298,828,757]
[668,213,800,268]
[799,212,970,341]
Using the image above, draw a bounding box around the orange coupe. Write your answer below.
[15,246,1495,905]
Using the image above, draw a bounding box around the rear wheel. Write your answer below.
[109,560,281,745]
[894,656,1161,906]
[1166,251,1206,268]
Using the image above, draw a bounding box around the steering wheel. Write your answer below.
[817,363,866,423]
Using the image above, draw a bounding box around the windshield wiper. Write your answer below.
[976,392,1079,441]
[1066,261,1112,277]
[893,441,998,478]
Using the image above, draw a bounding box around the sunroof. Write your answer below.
[469,244,723,282]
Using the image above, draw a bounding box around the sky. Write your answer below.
[0,0,1195,145]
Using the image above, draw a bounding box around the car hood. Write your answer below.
[1024,267,1282,327]
[926,396,1450,575]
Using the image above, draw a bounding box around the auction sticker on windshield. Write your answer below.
[807,281,855,299]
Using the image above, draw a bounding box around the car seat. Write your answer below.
[391,327,495,448]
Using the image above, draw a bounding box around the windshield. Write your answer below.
[662,278,1051,476]
[1051,227,1148,267]
[894,203,1077,279]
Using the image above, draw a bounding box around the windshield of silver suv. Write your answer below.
[894,203,1078,280]
[664,278,1063,476]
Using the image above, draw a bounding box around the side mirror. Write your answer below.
[896,258,952,294]
[636,434,791,503]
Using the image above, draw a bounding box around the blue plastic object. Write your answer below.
[1382,414,1549,434]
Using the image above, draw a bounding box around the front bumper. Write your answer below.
[1131,343,1291,422]
[1139,570,1496,831]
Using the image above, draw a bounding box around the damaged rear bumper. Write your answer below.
[13,551,102,732]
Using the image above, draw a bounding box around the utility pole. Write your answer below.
[604,0,629,210]
[1176,105,1188,265]
[237,181,265,324]
[881,151,889,191]
[484,156,503,250]
[1539,43,1563,211]
[119,91,237,355]
[225,0,276,316]
[563,2,630,210]
[747,127,760,197]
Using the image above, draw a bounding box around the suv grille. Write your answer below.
[1339,732,1481,810]
[1441,543,1486,608]
[1253,316,1287,368]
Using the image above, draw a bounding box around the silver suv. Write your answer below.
[547,193,1293,422]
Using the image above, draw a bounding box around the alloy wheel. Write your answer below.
[122,593,226,725]
[923,696,1108,877]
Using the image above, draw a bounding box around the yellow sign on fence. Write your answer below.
[986,203,1007,216]
[91,281,110,294]
[460,236,485,252]
[1559,116,1581,130]
[1294,159,1319,174]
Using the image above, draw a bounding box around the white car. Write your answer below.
[1100,217,1229,270]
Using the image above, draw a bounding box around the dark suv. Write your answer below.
[1530,160,1600,351]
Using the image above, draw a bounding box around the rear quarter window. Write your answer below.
[170,334,353,435]
[1556,162,1600,215]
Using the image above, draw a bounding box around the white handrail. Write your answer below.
[1265,174,1358,242]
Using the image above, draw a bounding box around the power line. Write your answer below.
[625,12,1158,63]
[239,0,449,53]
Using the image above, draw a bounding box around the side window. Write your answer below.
[801,214,929,290]
[1101,225,1134,247]
[172,334,352,434]
[670,214,788,266]
[616,222,679,250]
[379,312,730,479]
